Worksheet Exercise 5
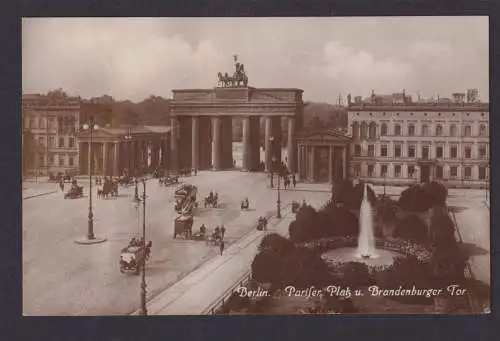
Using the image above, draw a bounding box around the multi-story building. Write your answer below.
[22,90,112,177]
[347,90,489,189]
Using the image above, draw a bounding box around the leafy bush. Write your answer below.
[393,215,429,244]
[251,246,332,289]
[338,262,372,288]
[398,186,434,212]
[376,196,398,223]
[422,181,448,207]
[377,256,434,305]
[258,233,295,254]
[430,207,457,250]
[333,180,377,209]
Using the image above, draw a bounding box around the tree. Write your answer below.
[258,233,294,254]
[422,181,448,207]
[398,186,433,212]
[393,215,429,244]
[338,262,372,288]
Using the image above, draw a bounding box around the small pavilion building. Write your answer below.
[76,125,170,177]
[296,129,351,183]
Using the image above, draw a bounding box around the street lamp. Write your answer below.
[75,117,106,245]
[135,179,148,315]
[273,156,282,219]
[269,136,274,188]
[124,128,132,176]
[124,129,140,202]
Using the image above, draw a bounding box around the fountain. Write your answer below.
[356,183,378,259]
[321,182,395,267]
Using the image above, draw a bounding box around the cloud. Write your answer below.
[22,18,489,103]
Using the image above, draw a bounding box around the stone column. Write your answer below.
[242,117,251,171]
[113,142,119,176]
[329,146,333,183]
[310,146,316,182]
[212,116,221,170]
[287,117,296,174]
[297,144,303,180]
[170,117,179,173]
[192,116,199,172]
[199,117,212,170]
[102,142,108,176]
[220,117,233,169]
[264,117,272,172]
[271,116,282,164]
[249,116,260,171]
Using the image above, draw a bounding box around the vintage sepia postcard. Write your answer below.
[22,17,490,316]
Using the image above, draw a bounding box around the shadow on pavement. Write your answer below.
[460,242,489,256]
[448,205,468,213]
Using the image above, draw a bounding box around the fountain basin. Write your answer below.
[322,247,398,267]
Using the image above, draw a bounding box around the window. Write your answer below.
[450,166,458,178]
[30,117,36,128]
[422,124,429,136]
[394,165,401,177]
[381,123,388,136]
[394,144,402,158]
[479,124,487,137]
[49,153,55,165]
[368,145,374,157]
[408,165,415,178]
[352,122,359,139]
[360,122,368,139]
[368,122,376,139]
[354,144,361,156]
[49,136,55,148]
[354,165,361,176]
[479,167,486,180]
[436,166,443,180]
[58,137,65,148]
[436,146,443,159]
[464,146,472,159]
[69,156,74,166]
[450,124,457,137]
[464,167,471,179]
[422,145,429,159]
[40,117,46,129]
[408,145,416,158]
[39,155,44,165]
[435,125,443,136]
[368,164,375,177]
[450,145,458,159]
[408,124,415,136]
[38,136,44,146]
[68,137,74,148]
[381,165,388,176]
[479,144,487,159]
[464,125,471,137]
[381,145,388,157]
[58,118,63,133]
[394,124,401,136]
[59,154,65,166]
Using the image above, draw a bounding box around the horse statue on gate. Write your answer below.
[217,72,233,88]
[232,62,248,87]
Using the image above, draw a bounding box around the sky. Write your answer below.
[22,17,489,103]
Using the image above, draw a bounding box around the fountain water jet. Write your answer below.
[356,183,378,259]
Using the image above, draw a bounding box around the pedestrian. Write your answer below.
[221,225,226,240]
[59,180,64,192]
[219,240,225,255]
[292,174,297,188]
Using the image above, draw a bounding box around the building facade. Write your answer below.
[347,91,489,188]
[22,91,113,177]
[296,129,350,183]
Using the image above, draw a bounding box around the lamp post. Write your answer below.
[273,156,282,219]
[269,136,274,188]
[135,178,148,316]
[124,128,132,176]
[125,129,139,202]
[75,117,106,245]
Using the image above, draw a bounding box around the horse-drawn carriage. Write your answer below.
[119,239,152,275]
[64,185,83,199]
[204,192,218,208]
[256,216,268,231]
[159,175,179,186]
[174,184,197,199]
[97,179,118,199]
[240,198,249,210]
[174,214,194,239]
[117,175,134,187]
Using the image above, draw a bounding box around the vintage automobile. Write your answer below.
[240,198,249,210]
[64,185,83,199]
[174,214,194,239]
[119,242,151,275]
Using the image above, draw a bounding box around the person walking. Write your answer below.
[292,174,297,188]
[221,225,226,240]
[219,240,225,255]
[59,180,64,192]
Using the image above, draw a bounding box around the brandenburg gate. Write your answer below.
[169,57,304,174]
